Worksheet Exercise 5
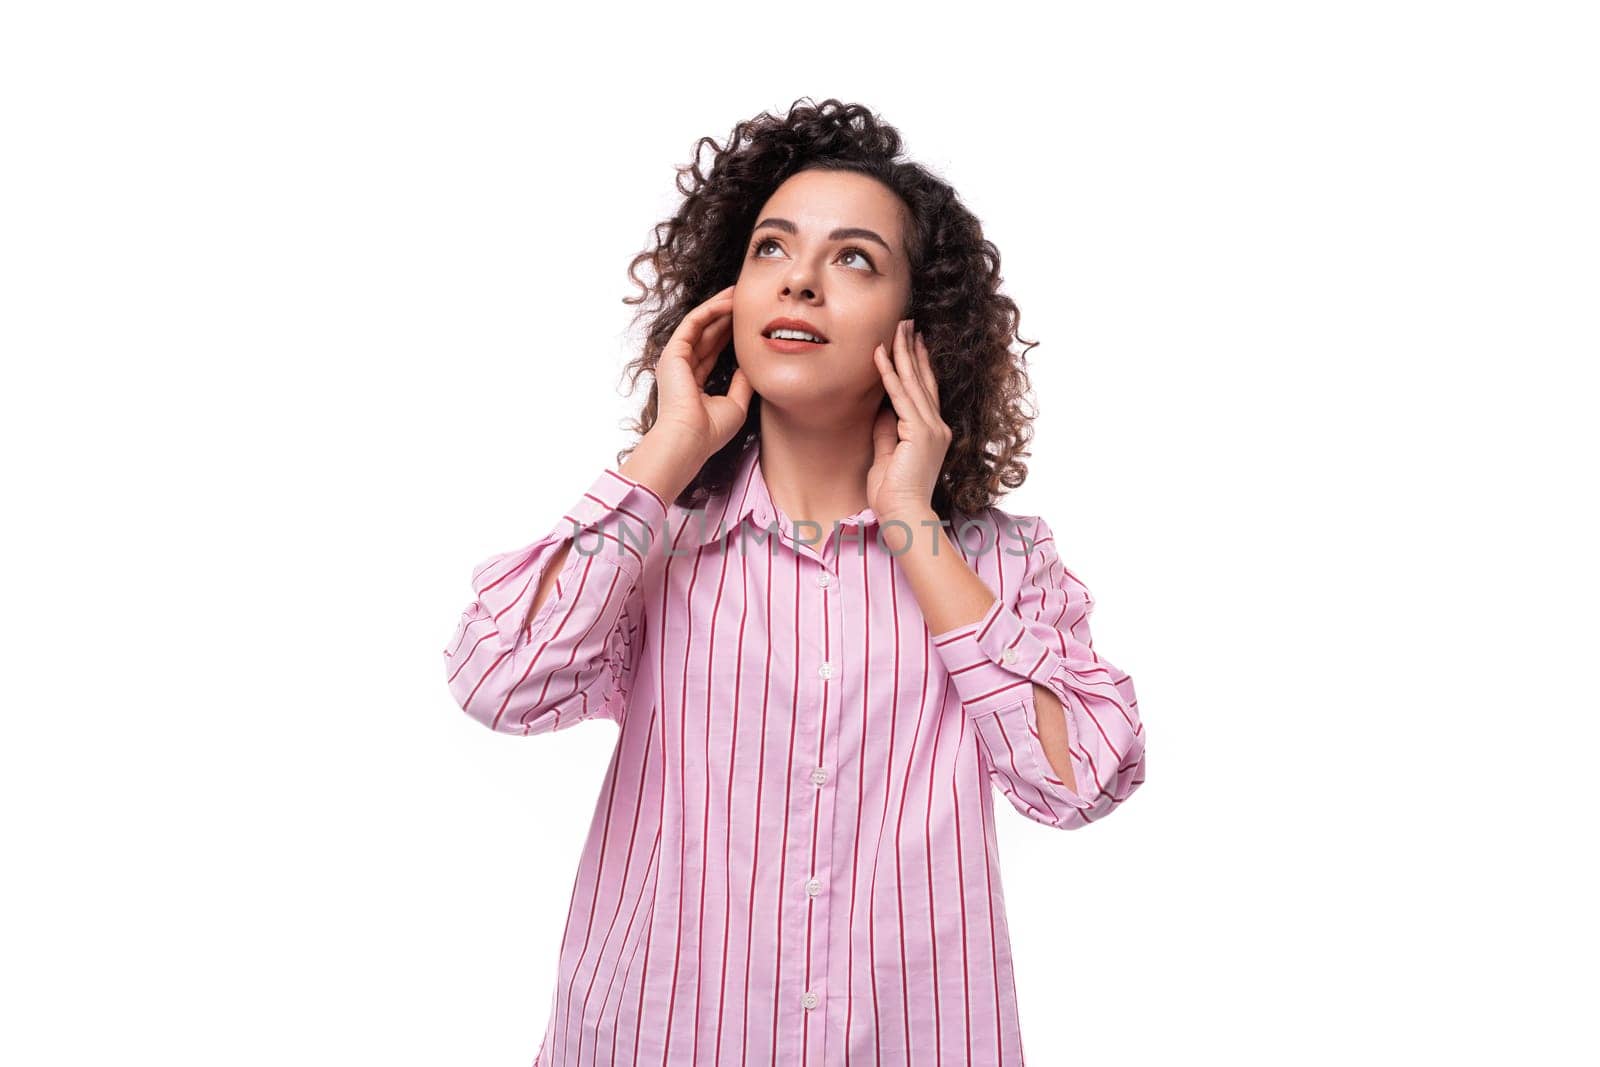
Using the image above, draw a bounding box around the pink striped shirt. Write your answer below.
[442,436,1147,1066]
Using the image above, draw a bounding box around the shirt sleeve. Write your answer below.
[442,467,668,735]
[930,514,1147,829]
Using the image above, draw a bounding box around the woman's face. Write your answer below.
[732,168,913,420]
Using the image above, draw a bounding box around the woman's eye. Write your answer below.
[750,238,875,272]
[839,248,875,271]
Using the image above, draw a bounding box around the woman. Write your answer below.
[443,98,1147,1067]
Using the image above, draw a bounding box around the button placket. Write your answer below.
[800,555,842,1035]
[808,562,834,816]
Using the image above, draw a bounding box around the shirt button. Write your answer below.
[811,767,827,786]
[805,877,822,896]
[817,572,832,588]
[801,991,819,1010]
[1001,647,1019,665]
[818,662,834,680]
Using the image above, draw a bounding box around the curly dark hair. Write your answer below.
[614,96,1040,523]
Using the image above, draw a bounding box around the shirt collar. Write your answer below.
[681,436,879,548]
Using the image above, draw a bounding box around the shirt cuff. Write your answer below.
[930,596,1064,717]
[556,466,670,579]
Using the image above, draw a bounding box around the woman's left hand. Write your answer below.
[867,319,952,525]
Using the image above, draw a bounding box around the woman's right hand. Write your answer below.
[650,285,754,463]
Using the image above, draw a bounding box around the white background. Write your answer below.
[4,2,1596,1064]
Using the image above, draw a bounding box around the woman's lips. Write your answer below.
[762,335,828,353]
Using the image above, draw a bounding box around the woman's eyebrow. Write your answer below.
[752,217,894,257]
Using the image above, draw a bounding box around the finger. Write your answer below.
[690,340,732,394]
[876,347,928,447]
[726,365,754,411]
[908,324,941,422]
[678,300,739,367]
[693,313,734,369]
[874,342,917,421]
[701,300,735,337]
[677,293,736,349]
[692,290,737,319]
[892,320,935,426]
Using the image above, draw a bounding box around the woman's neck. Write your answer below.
[755,415,875,529]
